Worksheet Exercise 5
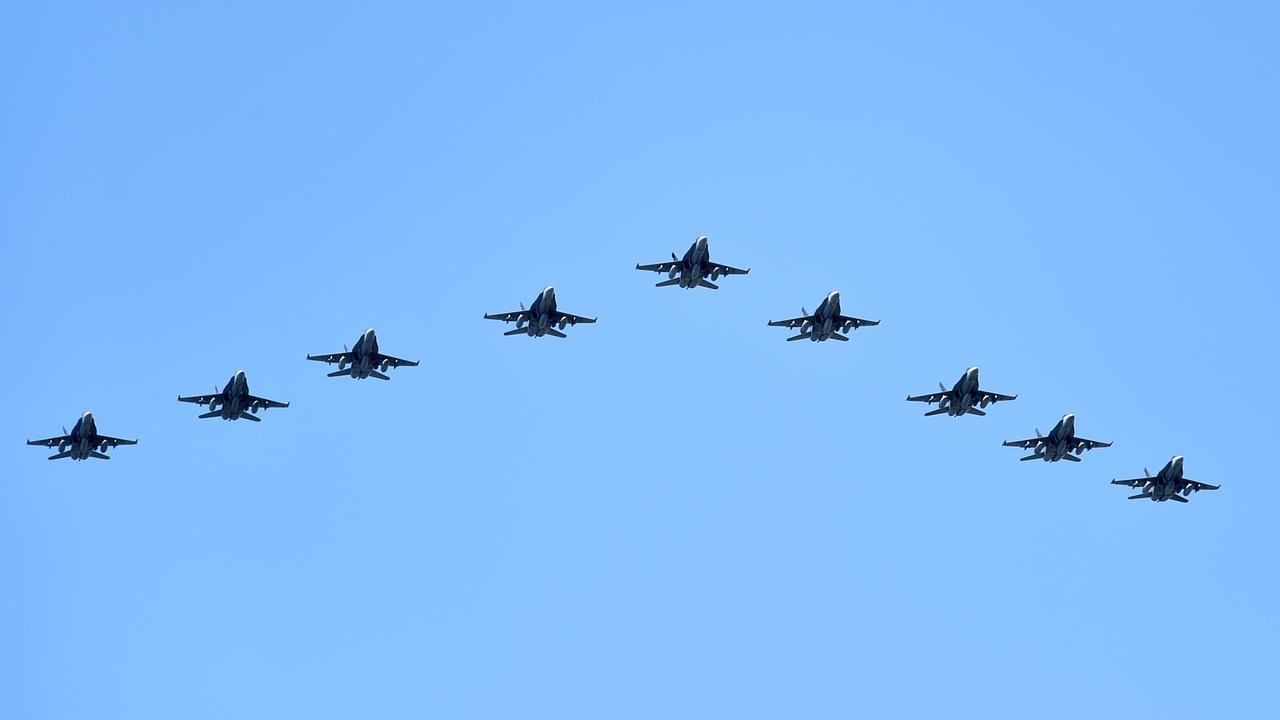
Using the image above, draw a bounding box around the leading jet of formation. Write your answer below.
[907,367,1017,417]
[27,412,136,460]
[307,328,418,380]
[1111,456,1219,503]
[635,235,749,289]
[768,291,879,342]
[484,286,596,338]
[1003,413,1111,462]
[177,370,289,421]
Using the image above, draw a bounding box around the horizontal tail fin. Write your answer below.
[198,411,221,419]
[1019,453,1043,462]
[504,328,528,336]
[239,412,262,422]
[697,279,719,289]
[654,278,680,287]
[966,407,986,416]
[47,450,73,460]
[369,370,391,380]
[786,332,811,342]
[1128,492,1153,500]
[327,369,350,378]
[546,329,568,338]
[90,451,110,460]
[924,408,948,417]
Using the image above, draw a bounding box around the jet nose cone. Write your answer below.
[829,291,840,301]
[1173,455,1185,466]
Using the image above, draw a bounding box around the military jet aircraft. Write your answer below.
[767,291,879,342]
[635,235,749,289]
[1003,413,1111,462]
[484,286,596,338]
[27,412,136,460]
[307,328,418,380]
[1112,456,1219,503]
[907,367,1017,417]
[178,370,289,421]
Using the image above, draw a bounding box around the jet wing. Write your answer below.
[1074,437,1112,450]
[767,314,816,329]
[484,310,524,323]
[1181,479,1220,493]
[1111,476,1148,488]
[838,315,880,329]
[374,353,419,368]
[247,395,289,409]
[306,352,345,364]
[177,393,220,406]
[906,392,949,404]
[636,261,680,274]
[1002,437,1042,449]
[982,391,1018,402]
[708,262,749,276]
[27,434,72,447]
[95,435,137,447]
[551,311,596,325]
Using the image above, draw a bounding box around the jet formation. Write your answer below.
[26,234,1216,504]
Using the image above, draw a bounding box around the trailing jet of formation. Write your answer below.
[1111,456,1219,503]
[307,328,418,380]
[24,235,1217,504]
[1002,413,1112,463]
[27,412,136,461]
[907,367,1016,417]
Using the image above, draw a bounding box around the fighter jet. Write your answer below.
[1003,413,1111,462]
[767,291,879,342]
[906,367,1017,417]
[177,370,289,421]
[484,286,596,338]
[307,328,418,380]
[1111,456,1219,503]
[635,235,749,289]
[27,412,136,460]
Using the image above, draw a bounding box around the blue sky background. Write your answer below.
[3,1,1278,717]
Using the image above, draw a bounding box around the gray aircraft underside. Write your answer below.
[635,235,749,289]
[27,412,137,460]
[768,291,879,342]
[1112,456,1219,502]
[1003,413,1111,462]
[484,286,596,338]
[177,370,289,421]
[907,367,1017,417]
[307,328,418,380]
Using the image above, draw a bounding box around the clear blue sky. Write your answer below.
[3,2,1277,717]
